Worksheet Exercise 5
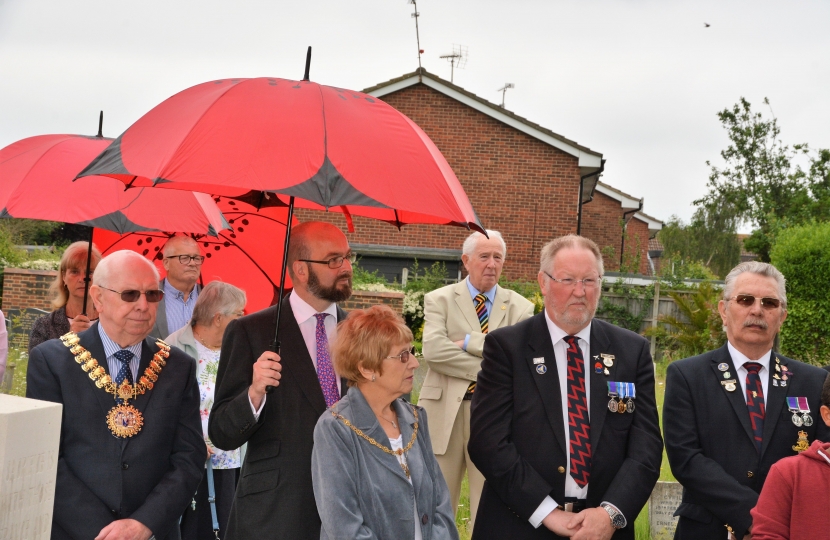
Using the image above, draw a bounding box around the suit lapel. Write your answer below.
[588,322,611,453]
[712,346,756,446]
[526,315,568,455]
[453,281,482,333]
[760,352,788,458]
[349,389,412,484]
[280,297,327,413]
[78,323,118,418]
[488,286,509,330]
[337,305,349,397]
[130,337,157,414]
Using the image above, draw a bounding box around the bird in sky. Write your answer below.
[704,22,711,27]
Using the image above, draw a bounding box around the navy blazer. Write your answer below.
[26,322,204,540]
[664,344,830,539]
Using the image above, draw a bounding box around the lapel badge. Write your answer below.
[723,372,731,379]
[721,380,737,392]
[773,379,779,386]
[594,355,600,361]
[533,357,545,365]
[595,362,603,374]
[781,381,788,387]
[775,364,781,372]
[536,364,548,375]
[774,373,781,379]
[501,305,506,310]
[718,362,729,372]
[792,430,810,453]
[601,353,615,367]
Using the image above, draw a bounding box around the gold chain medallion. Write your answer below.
[61,332,170,438]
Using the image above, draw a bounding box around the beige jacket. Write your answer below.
[419,280,534,455]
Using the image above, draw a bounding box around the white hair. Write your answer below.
[723,261,787,308]
[462,230,506,259]
[94,250,160,288]
[191,281,247,326]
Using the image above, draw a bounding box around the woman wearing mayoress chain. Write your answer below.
[312,305,458,540]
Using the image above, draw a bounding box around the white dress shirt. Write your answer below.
[727,342,771,403]
[250,291,339,418]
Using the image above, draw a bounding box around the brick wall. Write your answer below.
[339,290,405,315]
[580,192,651,275]
[296,83,582,282]
[1,268,57,311]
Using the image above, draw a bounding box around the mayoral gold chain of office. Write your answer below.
[60,332,171,438]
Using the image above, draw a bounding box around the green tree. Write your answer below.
[695,97,830,261]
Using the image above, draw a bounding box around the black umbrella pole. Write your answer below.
[266,196,295,394]
[81,226,94,316]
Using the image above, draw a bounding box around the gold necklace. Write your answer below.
[379,412,398,429]
[60,332,171,438]
[193,329,221,350]
[331,404,419,478]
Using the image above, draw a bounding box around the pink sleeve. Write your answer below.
[750,464,792,540]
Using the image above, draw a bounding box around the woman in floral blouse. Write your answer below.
[166,280,246,540]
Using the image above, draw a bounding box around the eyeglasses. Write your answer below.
[99,286,165,303]
[299,252,356,269]
[728,294,782,309]
[386,347,417,363]
[165,255,205,265]
[543,271,602,289]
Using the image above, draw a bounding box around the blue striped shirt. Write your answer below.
[163,279,199,335]
[98,324,143,381]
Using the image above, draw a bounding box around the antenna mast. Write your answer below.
[409,0,423,69]
[439,44,468,83]
[497,83,515,108]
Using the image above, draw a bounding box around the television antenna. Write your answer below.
[497,83,514,108]
[408,0,423,69]
[439,44,468,83]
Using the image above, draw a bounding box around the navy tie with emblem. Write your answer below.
[744,362,766,453]
[113,349,135,404]
[565,335,591,487]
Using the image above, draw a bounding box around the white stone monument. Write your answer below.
[0,394,62,540]
[649,481,683,539]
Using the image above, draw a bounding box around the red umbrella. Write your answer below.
[0,133,228,235]
[93,197,295,314]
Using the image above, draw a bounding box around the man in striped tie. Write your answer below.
[420,230,534,528]
[664,261,830,540]
[468,235,663,539]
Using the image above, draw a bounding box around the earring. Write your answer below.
[371,374,376,382]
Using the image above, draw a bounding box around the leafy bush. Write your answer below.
[770,221,830,365]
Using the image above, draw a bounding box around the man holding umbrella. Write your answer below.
[209,221,353,540]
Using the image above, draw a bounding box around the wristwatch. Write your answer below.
[600,503,626,530]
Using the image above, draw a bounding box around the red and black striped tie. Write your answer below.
[565,335,591,487]
[744,362,765,453]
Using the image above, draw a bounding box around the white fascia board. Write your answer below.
[594,183,641,209]
[368,76,603,169]
[634,212,663,232]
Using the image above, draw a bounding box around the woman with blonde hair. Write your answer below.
[29,241,101,352]
[312,304,458,540]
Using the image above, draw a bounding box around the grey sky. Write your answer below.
[2,0,828,230]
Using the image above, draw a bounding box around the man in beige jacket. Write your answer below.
[419,230,535,528]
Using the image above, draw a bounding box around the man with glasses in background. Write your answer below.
[209,221,353,540]
[150,235,204,339]
[27,250,204,540]
[469,235,662,540]
[664,261,830,540]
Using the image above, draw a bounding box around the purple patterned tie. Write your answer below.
[744,362,765,453]
[314,313,339,408]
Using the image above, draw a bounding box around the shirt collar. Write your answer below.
[289,290,337,325]
[97,323,144,359]
[727,341,772,369]
[543,309,592,346]
[466,277,497,303]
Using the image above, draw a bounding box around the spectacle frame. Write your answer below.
[99,286,165,303]
[386,346,417,364]
[728,294,782,310]
[165,255,205,265]
[543,271,602,289]
[299,252,357,269]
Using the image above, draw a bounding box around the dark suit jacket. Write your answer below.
[468,315,663,540]
[26,322,204,540]
[208,297,347,540]
[664,345,830,540]
[150,279,202,340]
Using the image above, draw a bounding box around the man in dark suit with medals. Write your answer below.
[208,221,353,540]
[664,261,830,540]
[469,235,663,539]
[27,251,204,540]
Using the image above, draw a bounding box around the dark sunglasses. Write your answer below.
[386,346,417,363]
[729,294,781,309]
[100,286,165,303]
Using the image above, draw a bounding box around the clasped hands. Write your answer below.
[543,507,615,540]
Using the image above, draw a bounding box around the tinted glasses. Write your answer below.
[387,346,417,363]
[100,286,165,303]
[729,294,781,310]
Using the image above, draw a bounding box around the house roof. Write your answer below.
[364,68,603,173]
[594,181,664,234]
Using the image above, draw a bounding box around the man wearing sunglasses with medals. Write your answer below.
[664,261,830,540]
[27,250,204,540]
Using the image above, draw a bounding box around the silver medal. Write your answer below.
[626,398,635,413]
[608,398,619,413]
[792,413,803,427]
[802,413,813,427]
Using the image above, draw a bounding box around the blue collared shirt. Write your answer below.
[98,324,143,381]
[463,278,497,350]
[163,279,199,335]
